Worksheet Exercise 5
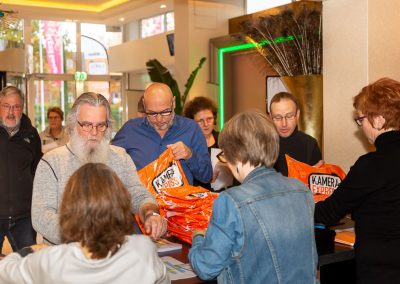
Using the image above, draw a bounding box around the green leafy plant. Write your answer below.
[146,57,206,114]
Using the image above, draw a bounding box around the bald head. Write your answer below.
[143,83,175,136]
[144,83,174,107]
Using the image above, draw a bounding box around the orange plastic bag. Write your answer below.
[286,155,346,202]
[137,149,218,244]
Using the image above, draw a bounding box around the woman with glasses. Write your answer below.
[315,78,400,283]
[39,106,69,153]
[0,163,169,284]
[183,96,219,152]
[183,96,221,189]
[189,111,317,283]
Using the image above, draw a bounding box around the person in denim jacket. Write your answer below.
[189,111,317,284]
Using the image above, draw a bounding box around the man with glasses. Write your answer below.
[270,92,322,176]
[32,92,166,245]
[113,83,212,186]
[0,86,42,253]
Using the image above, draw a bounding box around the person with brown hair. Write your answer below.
[189,111,317,283]
[39,106,69,153]
[270,92,322,176]
[0,163,170,283]
[183,96,223,189]
[315,77,400,283]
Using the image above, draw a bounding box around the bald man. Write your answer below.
[112,83,212,185]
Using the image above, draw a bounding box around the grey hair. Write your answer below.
[0,86,25,107]
[66,92,114,138]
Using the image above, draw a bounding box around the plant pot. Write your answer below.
[281,75,323,148]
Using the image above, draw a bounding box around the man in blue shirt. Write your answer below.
[112,83,212,185]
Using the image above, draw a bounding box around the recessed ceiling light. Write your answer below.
[119,17,125,22]
[160,4,167,9]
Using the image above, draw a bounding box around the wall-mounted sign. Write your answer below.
[74,71,87,81]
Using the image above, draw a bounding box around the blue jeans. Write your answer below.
[0,217,36,253]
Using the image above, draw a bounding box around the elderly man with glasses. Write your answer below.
[32,92,166,245]
[269,92,323,176]
[0,86,42,254]
[112,82,212,186]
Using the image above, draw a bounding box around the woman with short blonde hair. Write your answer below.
[189,110,317,283]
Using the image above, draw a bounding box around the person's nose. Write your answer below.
[155,114,163,122]
[90,126,99,135]
[281,117,288,127]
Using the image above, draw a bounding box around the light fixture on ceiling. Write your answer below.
[119,17,125,22]
[160,4,167,9]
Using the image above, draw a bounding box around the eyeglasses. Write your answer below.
[195,117,214,126]
[271,112,297,122]
[1,104,22,112]
[145,109,173,118]
[145,102,174,118]
[354,116,366,127]
[216,151,227,163]
[77,121,108,132]
[48,116,61,120]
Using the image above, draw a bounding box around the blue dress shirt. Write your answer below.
[112,116,212,185]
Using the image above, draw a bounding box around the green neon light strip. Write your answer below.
[217,35,295,130]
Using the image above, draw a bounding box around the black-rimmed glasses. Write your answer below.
[145,102,174,118]
[354,116,366,127]
[77,121,108,132]
[217,151,227,163]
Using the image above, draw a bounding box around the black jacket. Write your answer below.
[274,128,322,176]
[0,114,42,220]
[315,131,400,283]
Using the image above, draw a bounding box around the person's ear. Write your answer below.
[172,96,176,109]
[373,115,385,130]
[296,109,300,120]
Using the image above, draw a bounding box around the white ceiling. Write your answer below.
[1,0,169,25]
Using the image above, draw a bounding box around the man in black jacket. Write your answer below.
[270,92,323,176]
[0,86,42,253]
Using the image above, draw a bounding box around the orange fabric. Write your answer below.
[286,154,346,202]
[137,149,218,244]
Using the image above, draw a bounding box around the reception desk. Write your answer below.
[160,237,354,284]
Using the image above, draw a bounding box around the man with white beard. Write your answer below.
[32,92,166,245]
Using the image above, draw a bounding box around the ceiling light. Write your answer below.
[160,4,167,9]
[119,17,125,22]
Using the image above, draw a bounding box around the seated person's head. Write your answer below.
[269,92,300,138]
[60,163,135,259]
[183,96,217,138]
[218,111,279,182]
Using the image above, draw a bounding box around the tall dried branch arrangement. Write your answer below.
[240,4,322,76]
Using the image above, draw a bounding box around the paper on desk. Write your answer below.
[161,256,196,280]
[210,148,233,191]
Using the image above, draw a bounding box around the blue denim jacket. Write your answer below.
[189,166,317,284]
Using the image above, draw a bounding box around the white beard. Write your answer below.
[69,129,110,164]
